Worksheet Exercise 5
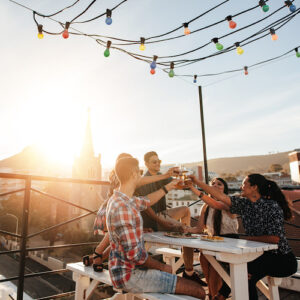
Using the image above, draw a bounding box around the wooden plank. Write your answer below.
[230,262,249,300]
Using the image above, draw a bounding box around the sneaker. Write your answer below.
[182,270,208,286]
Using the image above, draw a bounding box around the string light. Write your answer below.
[183,23,191,35]
[139,37,145,51]
[270,28,278,40]
[285,1,296,13]
[226,16,237,29]
[37,24,44,39]
[104,40,111,57]
[259,0,269,12]
[169,62,175,78]
[212,38,224,51]
[244,66,249,75]
[150,55,157,70]
[193,75,197,83]
[235,42,244,55]
[105,9,112,25]
[62,22,70,39]
[296,48,300,57]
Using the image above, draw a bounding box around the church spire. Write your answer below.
[81,108,94,158]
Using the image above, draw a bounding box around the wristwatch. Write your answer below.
[162,186,168,194]
[198,191,204,198]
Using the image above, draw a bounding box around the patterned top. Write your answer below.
[106,190,149,289]
[230,196,291,254]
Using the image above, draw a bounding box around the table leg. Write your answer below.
[73,273,90,300]
[230,262,249,300]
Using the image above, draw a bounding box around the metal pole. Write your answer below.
[198,86,209,184]
[17,176,31,300]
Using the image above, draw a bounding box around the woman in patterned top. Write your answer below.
[84,153,179,271]
[188,173,297,300]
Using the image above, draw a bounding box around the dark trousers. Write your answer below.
[219,251,297,300]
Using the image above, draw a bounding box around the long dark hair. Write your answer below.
[248,173,292,220]
[204,177,229,235]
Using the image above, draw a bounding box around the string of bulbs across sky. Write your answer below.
[9,0,300,83]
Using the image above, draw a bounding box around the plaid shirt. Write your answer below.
[106,190,149,289]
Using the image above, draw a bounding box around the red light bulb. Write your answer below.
[229,20,237,29]
[62,29,69,39]
[150,69,155,75]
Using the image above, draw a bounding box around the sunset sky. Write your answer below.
[1,0,299,169]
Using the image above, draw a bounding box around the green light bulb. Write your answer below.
[296,51,300,58]
[104,48,110,57]
[216,43,223,51]
[169,69,174,78]
[262,5,269,12]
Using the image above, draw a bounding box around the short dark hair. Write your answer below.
[144,151,158,163]
[115,157,139,184]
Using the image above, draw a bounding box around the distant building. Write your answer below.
[70,109,104,232]
[289,150,300,184]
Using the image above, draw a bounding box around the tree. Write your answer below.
[269,164,283,172]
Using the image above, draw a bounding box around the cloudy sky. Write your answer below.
[1,0,299,168]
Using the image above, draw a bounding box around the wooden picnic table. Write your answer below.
[144,232,279,300]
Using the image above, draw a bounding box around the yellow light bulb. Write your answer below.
[37,33,44,39]
[236,47,244,55]
[139,43,145,51]
[271,34,278,41]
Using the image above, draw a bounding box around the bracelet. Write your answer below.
[162,186,168,194]
[198,191,204,198]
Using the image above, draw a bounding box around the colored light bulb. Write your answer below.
[244,66,248,75]
[193,75,197,83]
[216,43,223,51]
[262,4,269,12]
[237,47,244,55]
[150,61,156,69]
[212,38,223,51]
[104,40,111,57]
[105,17,112,25]
[104,48,110,57]
[105,9,112,25]
[229,20,237,29]
[226,16,237,29]
[62,22,70,39]
[62,29,69,39]
[37,24,43,39]
[150,69,155,75]
[183,23,190,35]
[289,4,296,12]
[139,37,145,51]
[169,69,174,77]
[270,28,278,41]
[296,49,300,57]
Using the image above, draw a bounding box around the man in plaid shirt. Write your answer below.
[106,157,205,299]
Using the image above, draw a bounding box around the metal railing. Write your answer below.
[0,173,110,300]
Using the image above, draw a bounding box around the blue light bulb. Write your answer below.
[105,17,112,25]
[150,61,156,69]
[193,79,197,83]
[289,4,296,13]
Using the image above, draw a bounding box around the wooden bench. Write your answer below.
[155,248,199,274]
[67,262,201,300]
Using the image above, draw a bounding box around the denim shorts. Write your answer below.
[123,269,177,294]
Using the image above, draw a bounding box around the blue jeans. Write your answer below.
[123,268,177,293]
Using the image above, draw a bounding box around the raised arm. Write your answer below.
[146,179,178,207]
[189,184,230,211]
[189,175,232,207]
[137,167,179,187]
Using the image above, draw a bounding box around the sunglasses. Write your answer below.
[150,159,161,164]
